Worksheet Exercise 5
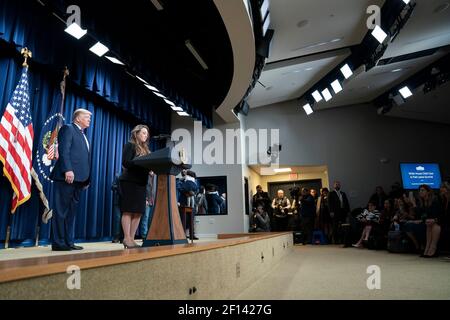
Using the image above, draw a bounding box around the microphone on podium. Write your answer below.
[151,134,172,140]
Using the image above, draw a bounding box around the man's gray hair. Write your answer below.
[72,108,92,122]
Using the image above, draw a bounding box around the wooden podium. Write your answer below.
[133,147,191,247]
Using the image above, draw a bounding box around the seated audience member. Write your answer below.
[439,182,450,256]
[352,202,380,248]
[397,195,423,252]
[272,190,291,231]
[379,199,395,234]
[369,186,388,211]
[249,204,271,232]
[411,185,443,257]
[205,184,224,214]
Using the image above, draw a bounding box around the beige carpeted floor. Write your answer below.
[236,245,450,300]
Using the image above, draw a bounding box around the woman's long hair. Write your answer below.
[418,184,435,208]
[130,125,151,156]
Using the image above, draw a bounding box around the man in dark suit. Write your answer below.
[328,181,350,244]
[50,109,92,251]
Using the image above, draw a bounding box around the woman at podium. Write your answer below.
[119,125,151,249]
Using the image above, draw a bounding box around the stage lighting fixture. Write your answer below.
[321,88,332,101]
[331,80,343,94]
[89,42,109,57]
[260,0,270,20]
[399,86,413,99]
[262,13,271,37]
[312,90,323,103]
[392,94,405,106]
[64,22,87,39]
[177,112,190,117]
[105,56,125,65]
[145,84,160,92]
[303,103,314,115]
[340,64,353,79]
[371,25,388,44]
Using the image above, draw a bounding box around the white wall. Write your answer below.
[244,101,450,208]
[171,114,247,236]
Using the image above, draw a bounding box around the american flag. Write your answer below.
[0,68,34,213]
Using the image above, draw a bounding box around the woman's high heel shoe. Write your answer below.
[123,241,137,249]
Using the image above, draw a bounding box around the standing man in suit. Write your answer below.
[328,181,350,244]
[50,109,92,251]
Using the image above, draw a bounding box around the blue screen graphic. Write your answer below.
[400,163,442,190]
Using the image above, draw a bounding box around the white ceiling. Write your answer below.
[248,0,450,124]
[267,0,385,62]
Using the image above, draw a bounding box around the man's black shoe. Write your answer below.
[69,245,84,250]
[52,245,72,251]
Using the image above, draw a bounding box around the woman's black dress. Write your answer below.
[119,142,150,214]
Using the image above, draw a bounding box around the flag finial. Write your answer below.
[21,48,32,68]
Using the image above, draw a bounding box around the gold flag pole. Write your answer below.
[4,226,11,249]
[21,47,32,68]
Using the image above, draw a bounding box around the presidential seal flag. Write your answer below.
[0,67,34,213]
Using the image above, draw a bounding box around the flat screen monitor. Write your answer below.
[400,163,442,190]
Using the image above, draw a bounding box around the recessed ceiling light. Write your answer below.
[136,76,148,84]
[177,111,190,117]
[150,0,164,10]
[371,25,388,44]
[402,0,410,4]
[322,88,333,101]
[399,86,413,99]
[105,56,125,65]
[391,68,403,73]
[145,84,159,92]
[164,99,176,106]
[171,106,184,112]
[89,42,109,57]
[64,22,87,39]
[274,168,292,173]
[153,92,166,99]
